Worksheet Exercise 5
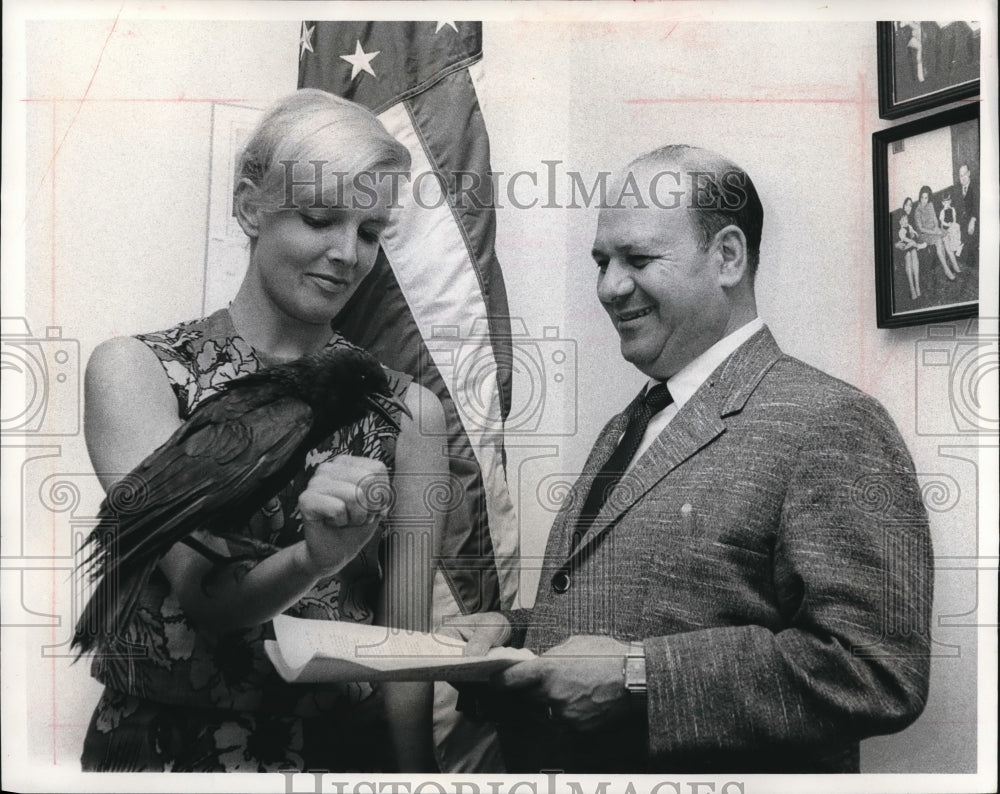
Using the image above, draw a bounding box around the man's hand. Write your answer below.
[441,611,511,656]
[493,635,632,732]
[297,456,390,576]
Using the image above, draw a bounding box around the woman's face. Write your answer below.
[249,172,394,325]
[903,198,913,213]
[919,192,930,205]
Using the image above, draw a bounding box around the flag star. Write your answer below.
[435,21,459,33]
[340,40,380,80]
[299,22,314,60]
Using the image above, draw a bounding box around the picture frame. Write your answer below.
[873,103,979,328]
[877,21,980,120]
[204,102,265,314]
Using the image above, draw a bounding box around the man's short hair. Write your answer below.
[631,144,764,277]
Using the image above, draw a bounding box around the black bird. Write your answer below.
[72,345,410,657]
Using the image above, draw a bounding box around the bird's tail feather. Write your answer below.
[71,557,158,661]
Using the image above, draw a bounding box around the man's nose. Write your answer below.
[597,260,635,303]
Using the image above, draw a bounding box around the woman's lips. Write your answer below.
[306,273,351,293]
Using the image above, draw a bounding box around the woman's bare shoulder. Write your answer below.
[86,336,175,399]
[85,336,181,477]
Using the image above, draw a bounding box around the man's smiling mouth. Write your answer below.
[617,307,653,322]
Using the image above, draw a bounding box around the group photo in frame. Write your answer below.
[877,21,981,119]
[873,103,980,328]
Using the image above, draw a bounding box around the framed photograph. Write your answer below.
[877,21,981,119]
[873,103,979,328]
[204,102,264,314]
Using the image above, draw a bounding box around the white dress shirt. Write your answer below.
[625,317,765,470]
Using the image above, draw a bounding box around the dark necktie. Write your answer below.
[571,382,673,548]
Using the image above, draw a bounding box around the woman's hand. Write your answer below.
[441,611,512,656]
[297,456,391,577]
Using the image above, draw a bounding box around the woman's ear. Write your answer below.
[713,225,749,288]
[234,178,262,239]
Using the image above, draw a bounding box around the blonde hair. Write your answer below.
[236,88,410,212]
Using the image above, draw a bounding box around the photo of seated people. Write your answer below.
[887,117,978,314]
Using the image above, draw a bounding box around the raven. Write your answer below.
[72,345,410,657]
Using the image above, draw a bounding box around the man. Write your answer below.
[453,145,932,773]
[953,162,978,269]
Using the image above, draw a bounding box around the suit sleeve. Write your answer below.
[643,393,932,761]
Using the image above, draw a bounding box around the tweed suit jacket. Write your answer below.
[498,326,932,773]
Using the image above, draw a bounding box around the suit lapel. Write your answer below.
[550,401,634,556]
[559,326,783,565]
[567,392,726,555]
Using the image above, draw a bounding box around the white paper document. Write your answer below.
[265,615,535,683]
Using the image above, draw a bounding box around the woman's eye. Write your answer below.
[300,213,333,229]
[359,227,381,244]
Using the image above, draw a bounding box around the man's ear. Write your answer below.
[234,178,262,239]
[713,225,748,287]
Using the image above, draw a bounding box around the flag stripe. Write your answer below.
[404,68,513,417]
[377,102,504,448]
[376,101,519,603]
[329,252,503,612]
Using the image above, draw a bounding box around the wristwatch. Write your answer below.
[622,641,647,700]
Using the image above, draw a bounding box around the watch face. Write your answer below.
[624,655,647,692]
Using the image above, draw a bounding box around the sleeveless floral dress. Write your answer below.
[80,309,412,772]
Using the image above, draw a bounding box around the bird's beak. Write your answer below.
[366,393,412,431]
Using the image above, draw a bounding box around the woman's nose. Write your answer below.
[324,228,358,268]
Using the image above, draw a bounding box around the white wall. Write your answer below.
[8,11,996,780]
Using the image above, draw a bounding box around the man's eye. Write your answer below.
[594,258,609,271]
[359,227,382,244]
[628,256,654,268]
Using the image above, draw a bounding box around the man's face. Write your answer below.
[592,171,731,380]
[959,166,971,187]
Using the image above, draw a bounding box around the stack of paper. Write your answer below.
[265,615,535,683]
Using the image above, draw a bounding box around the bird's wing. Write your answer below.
[88,389,315,578]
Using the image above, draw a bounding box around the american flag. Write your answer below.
[298,21,519,621]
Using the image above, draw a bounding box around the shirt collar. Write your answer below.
[647,317,765,409]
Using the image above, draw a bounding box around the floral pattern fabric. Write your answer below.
[81,309,410,772]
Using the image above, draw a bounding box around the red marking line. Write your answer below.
[25,7,123,226]
[626,96,864,105]
[21,97,254,102]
